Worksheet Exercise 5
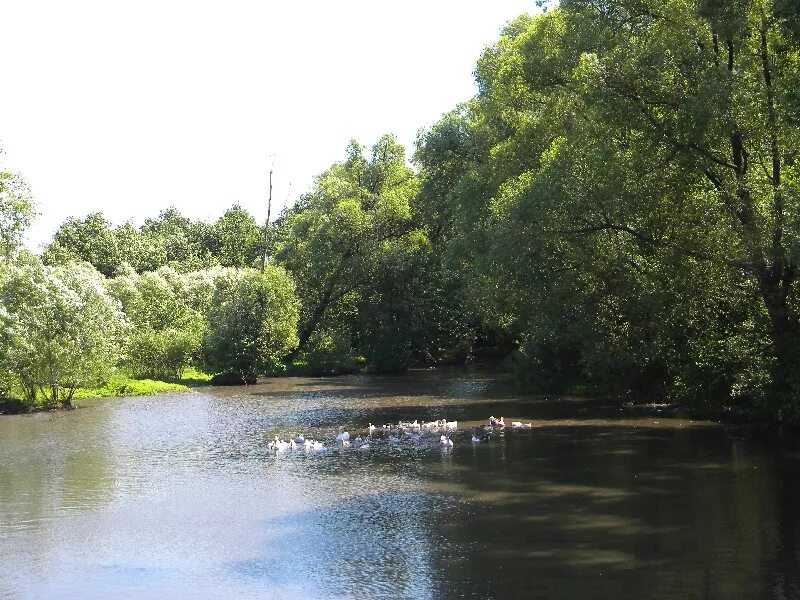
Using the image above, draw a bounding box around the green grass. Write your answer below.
[71,365,214,400]
[72,366,215,400]
[1,366,217,412]
[164,365,214,386]
[72,376,190,399]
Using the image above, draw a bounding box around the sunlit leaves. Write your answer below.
[0,258,127,407]
[0,171,35,260]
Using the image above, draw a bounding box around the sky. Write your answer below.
[0,1,535,249]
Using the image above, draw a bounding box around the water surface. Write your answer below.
[0,369,798,598]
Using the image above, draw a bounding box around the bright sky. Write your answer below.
[1,1,535,249]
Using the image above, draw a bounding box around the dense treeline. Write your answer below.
[2,0,800,422]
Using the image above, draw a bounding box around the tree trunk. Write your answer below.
[284,289,335,363]
[757,268,799,409]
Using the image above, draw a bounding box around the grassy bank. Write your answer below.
[0,367,214,414]
[73,366,213,400]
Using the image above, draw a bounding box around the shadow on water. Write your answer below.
[228,422,800,599]
[1,368,799,599]
[189,371,800,598]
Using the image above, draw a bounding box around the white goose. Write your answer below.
[269,436,290,452]
[336,426,350,442]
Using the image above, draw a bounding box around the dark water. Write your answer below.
[0,369,798,599]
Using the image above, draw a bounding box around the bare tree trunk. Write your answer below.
[260,169,273,273]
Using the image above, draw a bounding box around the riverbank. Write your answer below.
[0,367,212,415]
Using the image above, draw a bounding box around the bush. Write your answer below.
[107,266,215,379]
[204,266,300,378]
[126,327,198,380]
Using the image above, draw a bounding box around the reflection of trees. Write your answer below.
[0,408,116,560]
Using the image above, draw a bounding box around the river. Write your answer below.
[0,369,798,599]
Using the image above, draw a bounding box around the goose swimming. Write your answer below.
[471,426,492,443]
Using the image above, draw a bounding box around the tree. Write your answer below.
[0,170,35,260]
[204,266,300,380]
[355,232,473,372]
[415,1,800,417]
[140,207,217,271]
[275,135,420,362]
[0,258,127,407]
[42,212,121,276]
[106,266,214,380]
[211,204,261,268]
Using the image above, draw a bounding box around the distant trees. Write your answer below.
[42,212,122,276]
[0,169,305,405]
[43,204,262,275]
[211,205,262,268]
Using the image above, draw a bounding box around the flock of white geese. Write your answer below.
[267,415,535,454]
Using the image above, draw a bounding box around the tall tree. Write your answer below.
[275,135,420,361]
[43,212,121,276]
[417,1,800,414]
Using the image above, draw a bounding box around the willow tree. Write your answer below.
[0,170,35,260]
[417,1,800,415]
[0,258,127,407]
[275,135,420,362]
[556,0,800,402]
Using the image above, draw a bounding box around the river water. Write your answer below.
[0,369,798,599]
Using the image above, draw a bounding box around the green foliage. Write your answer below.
[71,375,190,399]
[0,169,35,260]
[204,266,300,378]
[0,257,128,408]
[43,204,264,276]
[290,328,363,376]
[211,204,262,268]
[355,232,473,372]
[275,135,446,370]
[42,212,121,276]
[106,266,218,380]
[412,0,800,421]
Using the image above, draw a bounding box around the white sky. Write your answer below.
[0,1,535,249]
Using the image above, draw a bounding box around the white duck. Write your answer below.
[306,439,324,451]
[269,436,290,452]
[336,426,350,442]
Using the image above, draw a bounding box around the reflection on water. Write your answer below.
[0,368,798,599]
